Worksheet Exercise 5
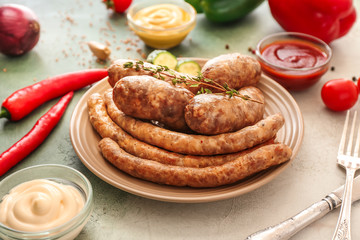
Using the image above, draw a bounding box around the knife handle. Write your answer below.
[245,193,342,240]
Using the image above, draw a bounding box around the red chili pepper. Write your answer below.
[0,92,73,176]
[0,69,108,121]
[268,0,357,44]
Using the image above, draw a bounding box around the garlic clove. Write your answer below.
[87,41,111,61]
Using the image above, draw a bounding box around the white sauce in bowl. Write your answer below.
[0,179,84,232]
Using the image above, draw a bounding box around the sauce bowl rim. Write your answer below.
[255,31,333,73]
[126,0,197,33]
[0,164,93,239]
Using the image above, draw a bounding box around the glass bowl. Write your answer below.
[0,164,93,240]
[255,32,332,91]
[127,0,196,49]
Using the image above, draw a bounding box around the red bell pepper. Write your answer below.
[268,0,357,44]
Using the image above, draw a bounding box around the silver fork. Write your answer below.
[332,111,360,240]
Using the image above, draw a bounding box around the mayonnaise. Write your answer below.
[0,179,85,232]
[133,4,191,30]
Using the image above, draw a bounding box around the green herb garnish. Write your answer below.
[123,61,263,103]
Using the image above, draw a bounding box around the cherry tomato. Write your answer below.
[103,0,132,13]
[321,79,359,111]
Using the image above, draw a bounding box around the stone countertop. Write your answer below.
[1,1,360,239]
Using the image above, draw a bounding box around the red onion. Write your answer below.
[0,4,40,56]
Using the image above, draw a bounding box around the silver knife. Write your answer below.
[245,175,360,240]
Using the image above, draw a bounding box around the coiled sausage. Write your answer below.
[89,92,272,168]
[99,137,292,188]
[104,90,284,155]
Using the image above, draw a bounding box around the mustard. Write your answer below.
[134,4,191,29]
[130,3,195,49]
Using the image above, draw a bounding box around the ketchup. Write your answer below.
[258,39,330,91]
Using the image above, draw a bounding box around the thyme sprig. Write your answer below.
[123,61,263,103]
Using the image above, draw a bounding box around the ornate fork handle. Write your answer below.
[245,193,341,240]
[332,167,356,240]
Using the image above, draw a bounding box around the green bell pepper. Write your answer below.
[185,0,203,13]
[186,0,264,23]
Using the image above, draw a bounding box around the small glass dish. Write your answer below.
[255,32,332,91]
[0,164,93,240]
[127,0,196,49]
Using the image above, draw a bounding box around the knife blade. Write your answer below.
[245,175,360,240]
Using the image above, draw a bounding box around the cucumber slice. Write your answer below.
[146,50,178,70]
[176,59,201,76]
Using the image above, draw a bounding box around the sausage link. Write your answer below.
[88,92,268,167]
[201,53,261,91]
[184,86,265,135]
[108,59,154,88]
[104,90,283,155]
[108,59,193,91]
[107,56,261,95]
[99,137,292,188]
[113,75,194,132]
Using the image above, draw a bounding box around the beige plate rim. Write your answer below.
[69,58,304,203]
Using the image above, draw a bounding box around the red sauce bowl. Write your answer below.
[255,32,332,91]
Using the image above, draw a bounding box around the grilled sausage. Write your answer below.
[107,55,261,95]
[88,92,271,168]
[184,86,265,135]
[99,137,292,188]
[201,53,261,91]
[107,59,194,91]
[104,90,284,155]
[113,75,194,132]
[108,59,154,88]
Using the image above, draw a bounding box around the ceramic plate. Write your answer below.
[69,58,304,203]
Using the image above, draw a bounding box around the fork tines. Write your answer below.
[338,111,360,168]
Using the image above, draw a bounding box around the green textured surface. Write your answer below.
[1,1,360,239]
